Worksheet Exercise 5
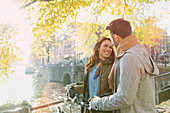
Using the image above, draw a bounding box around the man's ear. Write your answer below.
[98,48,100,51]
[113,34,119,42]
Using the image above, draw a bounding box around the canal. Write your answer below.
[0,64,66,112]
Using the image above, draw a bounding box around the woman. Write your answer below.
[83,36,115,113]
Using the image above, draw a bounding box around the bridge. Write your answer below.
[1,66,170,113]
[39,64,85,86]
[39,64,170,104]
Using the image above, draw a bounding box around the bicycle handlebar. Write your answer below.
[67,93,90,110]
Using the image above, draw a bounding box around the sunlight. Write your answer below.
[0,0,21,26]
[0,0,169,111]
[0,0,33,65]
[0,0,34,105]
[0,65,34,106]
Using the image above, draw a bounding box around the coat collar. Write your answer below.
[117,35,141,56]
[116,44,142,58]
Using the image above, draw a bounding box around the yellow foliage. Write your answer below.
[26,0,167,61]
[134,16,164,47]
[0,24,21,81]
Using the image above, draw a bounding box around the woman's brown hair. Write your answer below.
[85,36,115,71]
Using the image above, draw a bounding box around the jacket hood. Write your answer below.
[127,44,159,76]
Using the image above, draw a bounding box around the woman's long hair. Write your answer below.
[85,36,115,71]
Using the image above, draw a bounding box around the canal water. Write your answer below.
[0,64,66,112]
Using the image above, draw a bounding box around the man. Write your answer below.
[90,18,159,113]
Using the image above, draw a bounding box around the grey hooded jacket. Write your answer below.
[91,44,159,113]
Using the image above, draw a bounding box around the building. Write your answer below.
[50,26,87,66]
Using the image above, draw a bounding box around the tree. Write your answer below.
[134,16,164,47]
[66,22,109,57]
[19,0,167,60]
[0,23,22,82]
[30,33,56,65]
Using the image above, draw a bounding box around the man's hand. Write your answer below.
[89,96,96,109]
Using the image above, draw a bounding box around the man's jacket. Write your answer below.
[91,44,159,113]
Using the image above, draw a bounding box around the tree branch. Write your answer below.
[20,0,53,9]
[20,0,37,9]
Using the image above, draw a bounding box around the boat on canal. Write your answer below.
[25,66,35,74]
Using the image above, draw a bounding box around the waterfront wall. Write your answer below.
[39,65,84,85]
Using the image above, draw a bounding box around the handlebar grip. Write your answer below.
[69,88,79,99]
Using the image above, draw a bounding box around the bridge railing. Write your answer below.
[1,73,170,113]
[0,100,64,113]
[155,72,170,104]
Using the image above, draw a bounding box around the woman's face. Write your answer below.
[98,40,113,61]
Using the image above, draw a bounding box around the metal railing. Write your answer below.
[155,72,170,105]
[1,73,170,113]
[0,100,64,113]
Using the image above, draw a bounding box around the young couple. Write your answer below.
[82,18,159,113]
